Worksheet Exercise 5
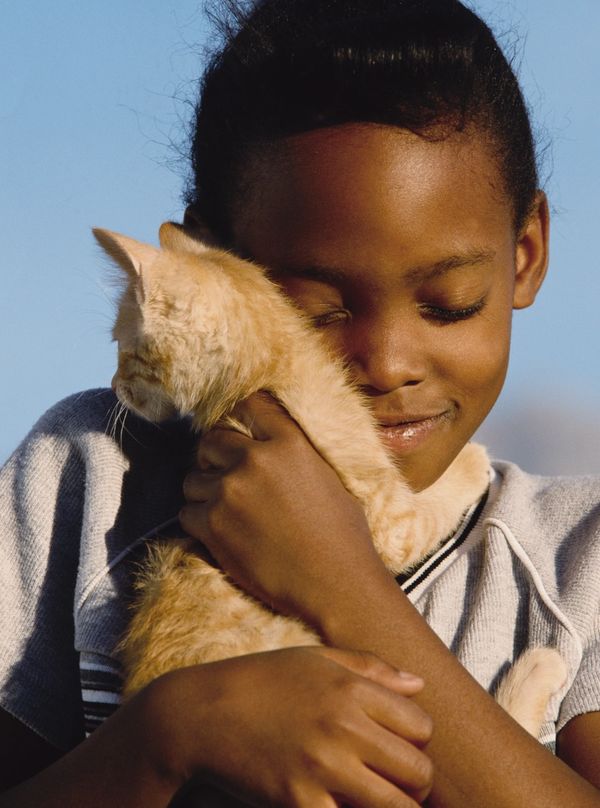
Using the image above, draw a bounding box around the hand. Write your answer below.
[179,392,390,629]
[146,646,433,807]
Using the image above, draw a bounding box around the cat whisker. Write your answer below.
[105,402,116,439]
[117,402,129,452]
[106,400,123,446]
[117,402,151,451]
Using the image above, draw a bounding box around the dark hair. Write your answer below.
[187,0,539,243]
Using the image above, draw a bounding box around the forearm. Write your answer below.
[319,569,600,808]
[0,686,181,808]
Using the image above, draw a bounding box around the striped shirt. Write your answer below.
[80,652,123,736]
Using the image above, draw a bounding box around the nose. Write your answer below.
[345,311,427,394]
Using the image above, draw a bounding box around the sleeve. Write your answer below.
[557,614,600,734]
[0,409,86,750]
[554,486,600,734]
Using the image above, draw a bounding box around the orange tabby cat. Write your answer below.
[94,223,565,738]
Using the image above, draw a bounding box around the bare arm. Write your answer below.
[318,566,600,807]
[0,709,61,791]
[180,393,600,808]
[0,648,433,807]
[558,712,600,790]
[0,686,178,808]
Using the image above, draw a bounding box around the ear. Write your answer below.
[183,204,224,248]
[93,228,160,279]
[158,220,213,255]
[513,192,550,310]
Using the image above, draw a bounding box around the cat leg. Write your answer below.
[362,443,491,574]
[120,538,320,698]
[495,648,567,738]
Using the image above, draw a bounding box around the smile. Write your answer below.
[376,412,451,454]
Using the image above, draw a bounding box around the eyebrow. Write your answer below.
[277,265,349,286]
[277,249,496,286]
[403,249,497,283]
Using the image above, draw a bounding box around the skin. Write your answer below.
[178,124,600,804]
[1,124,599,806]
[0,649,433,807]
[231,124,536,491]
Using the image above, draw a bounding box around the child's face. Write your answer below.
[231,124,548,490]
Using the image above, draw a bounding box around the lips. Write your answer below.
[375,412,448,427]
[374,410,452,454]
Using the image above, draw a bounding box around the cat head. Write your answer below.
[94,223,250,424]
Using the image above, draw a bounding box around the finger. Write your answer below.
[196,427,252,470]
[179,501,210,542]
[316,648,425,696]
[334,764,424,808]
[231,390,299,441]
[363,683,433,748]
[182,468,221,503]
[178,502,231,561]
[359,723,434,799]
[280,787,338,808]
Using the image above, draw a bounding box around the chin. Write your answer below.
[391,452,457,494]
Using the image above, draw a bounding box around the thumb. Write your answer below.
[232,390,299,441]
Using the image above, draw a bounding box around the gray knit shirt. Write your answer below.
[1,390,599,752]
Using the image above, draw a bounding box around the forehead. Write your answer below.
[232,123,514,276]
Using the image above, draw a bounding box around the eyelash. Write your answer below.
[310,310,351,327]
[419,298,486,323]
[309,298,486,328]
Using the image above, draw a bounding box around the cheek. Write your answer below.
[440,313,512,414]
[441,269,514,390]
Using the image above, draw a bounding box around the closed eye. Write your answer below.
[310,309,351,327]
[419,298,486,323]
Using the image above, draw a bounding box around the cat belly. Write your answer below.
[120,538,320,698]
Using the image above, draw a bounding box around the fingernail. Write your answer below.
[396,671,424,684]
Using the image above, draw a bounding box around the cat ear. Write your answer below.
[93,228,159,303]
[159,220,215,254]
[93,228,160,279]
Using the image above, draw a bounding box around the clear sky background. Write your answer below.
[2,1,599,472]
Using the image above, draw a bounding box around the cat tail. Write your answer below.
[495,648,567,738]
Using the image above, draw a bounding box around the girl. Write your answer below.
[1,1,599,805]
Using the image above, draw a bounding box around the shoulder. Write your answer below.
[487,460,600,574]
[30,388,118,437]
[490,459,600,534]
[485,460,600,638]
[1,386,195,632]
[6,387,194,489]
[19,387,190,455]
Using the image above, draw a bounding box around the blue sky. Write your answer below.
[2,1,599,471]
